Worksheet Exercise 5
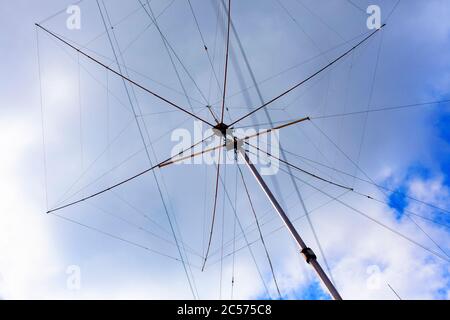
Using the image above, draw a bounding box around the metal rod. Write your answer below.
[239,149,342,300]
[229,24,386,127]
[35,23,215,128]
[220,0,232,123]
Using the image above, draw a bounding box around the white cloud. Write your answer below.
[0,115,63,299]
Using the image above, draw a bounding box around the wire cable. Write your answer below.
[220,0,232,123]
[229,24,386,126]
[202,144,223,271]
[35,23,214,127]
[238,166,282,299]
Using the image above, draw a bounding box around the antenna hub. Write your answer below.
[213,122,230,137]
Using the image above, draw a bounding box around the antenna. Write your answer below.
[37,1,448,301]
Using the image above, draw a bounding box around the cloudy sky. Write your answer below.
[0,0,449,300]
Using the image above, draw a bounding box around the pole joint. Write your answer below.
[301,248,317,264]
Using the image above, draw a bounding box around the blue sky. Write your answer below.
[0,0,449,300]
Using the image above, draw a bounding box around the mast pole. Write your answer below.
[239,148,342,300]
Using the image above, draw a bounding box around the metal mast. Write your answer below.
[239,148,342,300]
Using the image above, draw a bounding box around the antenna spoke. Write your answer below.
[159,143,225,168]
[229,25,386,127]
[220,0,232,123]
[202,148,223,271]
[35,23,215,127]
[246,142,353,191]
[240,116,311,140]
[46,135,214,214]
[252,146,450,230]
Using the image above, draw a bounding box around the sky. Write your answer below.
[0,0,449,300]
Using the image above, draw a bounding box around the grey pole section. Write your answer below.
[239,148,343,300]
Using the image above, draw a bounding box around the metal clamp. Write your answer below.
[301,248,317,264]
